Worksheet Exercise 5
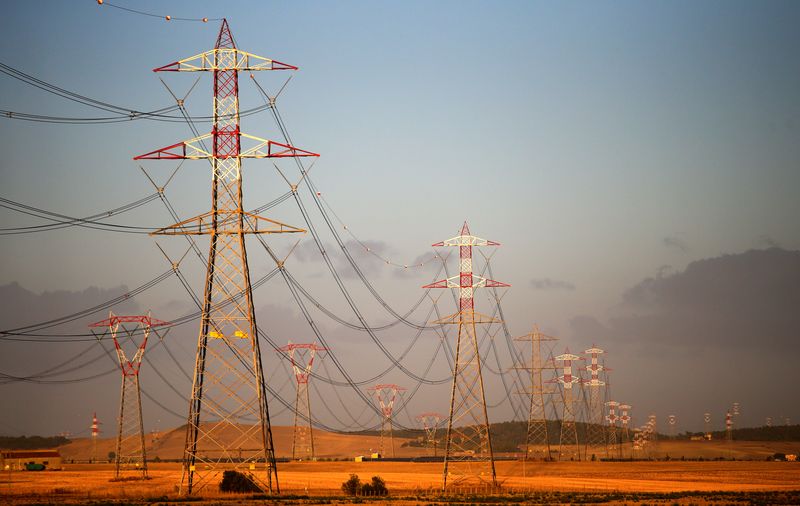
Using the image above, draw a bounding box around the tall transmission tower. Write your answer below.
[279,343,327,461]
[732,402,740,430]
[668,414,677,438]
[89,312,168,479]
[704,412,712,440]
[766,416,772,428]
[618,403,631,457]
[368,384,406,458]
[725,410,733,444]
[583,346,606,460]
[606,401,619,459]
[514,324,557,461]
[416,412,445,457]
[135,20,317,494]
[91,412,101,463]
[553,349,581,461]
[423,222,509,489]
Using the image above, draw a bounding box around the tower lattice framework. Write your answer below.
[416,412,444,456]
[605,400,620,459]
[368,384,406,457]
[423,222,509,490]
[552,349,581,461]
[89,312,168,478]
[618,403,631,457]
[582,346,606,459]
[280,343,326,461]
[514,324,557,461]
[135,19,317,494]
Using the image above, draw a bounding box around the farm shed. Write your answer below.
[0,449,62,470]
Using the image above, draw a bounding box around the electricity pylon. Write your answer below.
[704,412,711,440]
[416,412,444,456]
[279,342,326,461]
[552,349,581,461]
[90,412,101,463]
[725,410,733,444]
[368,384,406,457]
[619,403,631,457]
[89,312,168,478]
[668,414,677,438]
[606,401,619,459]
[514,324,557,461]
[582,346,606,460]
[135,19,316,494]
[423,222,509,490]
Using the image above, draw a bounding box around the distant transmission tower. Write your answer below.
[91,412,101,463]
[619,404,631,457]
[583,346,606,460]
[423,222,509,489]
[368,384,406,457]
[704,412,711,440]
[725,411,733,444]
[732,402,740,430]
[90,312,167,478]
[553,349,581,461]
[514,324,557,461]
[766,417,772,428]
[668,415,677,438]
[279,343,327,461]
[135,19,317,494]
[416,412,444,456]
[606,401,619,458]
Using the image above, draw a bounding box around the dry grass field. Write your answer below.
[1,459,799,505]
[3,431,799,504]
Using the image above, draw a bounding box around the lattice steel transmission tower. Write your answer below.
[279,343,326,461]
[606,401,619,458]
[90,412,101,463]
[135,19,317,494]
[725,410,733,443]
[553,349,581,461]
[423,222,509,489]
[619,403,631,457]
[704,412,711,440]
[668,414,677,438]
[368,384,406,457]
[583,346,606,459]
[416,412,445,456]
[89,313,167,478]
[514,324,557,461]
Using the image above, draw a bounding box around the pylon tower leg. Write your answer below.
[559,387,580,461]
[292,381,312,460]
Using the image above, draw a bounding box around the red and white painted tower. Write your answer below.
[583,346,606,458]
[553,349,582,461]
[279,342,327,461]
[135,19,316,494]
[668,414,677,438]
[619,403,631,456]
[423,222,509,489]
[90,412,101,463]
[90,311,168,478]
[606,400,620,457]
[368,384,406,458]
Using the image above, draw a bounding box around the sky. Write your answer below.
[0,1,799,438]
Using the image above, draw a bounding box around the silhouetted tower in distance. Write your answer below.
[368,384,406,457]
[583,346,606,459]
[423,222,509,489]
[553,349,581,461]
[514,324,557,461]
[135,19,317,494]
[725,411,733,443]
[279,342,327,461]
[89,312,168,478]
[416,412,445,456]
[668,414,677,438]
[619,404,631,457]
[704,412,712,440]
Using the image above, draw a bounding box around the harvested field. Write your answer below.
[1,460,798,505]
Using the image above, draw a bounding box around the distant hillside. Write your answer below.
[705,425,800,442]
[0,435,70,450]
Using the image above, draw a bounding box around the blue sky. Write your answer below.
[1,1,798,436]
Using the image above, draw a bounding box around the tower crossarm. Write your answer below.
[151,210,306,236]
[422,273,509,290]
[134,133,319,161]
[154,48,297,73]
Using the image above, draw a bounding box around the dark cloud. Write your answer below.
[662,235,689,253]
[529,277,576,291]
[756,235,782,249]
[578,248,800,351]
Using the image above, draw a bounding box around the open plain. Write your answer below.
[2,452,799,505]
